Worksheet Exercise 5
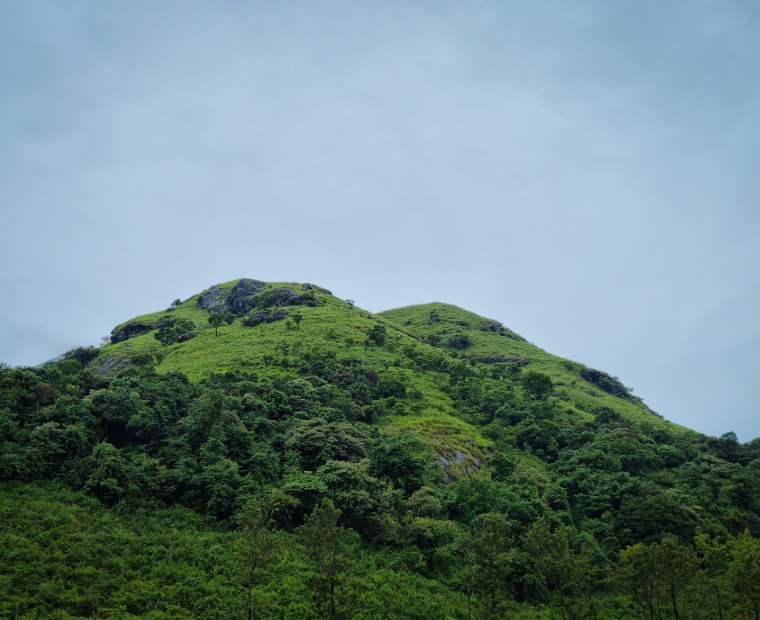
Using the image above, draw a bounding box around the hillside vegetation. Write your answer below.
[2,278,759,620]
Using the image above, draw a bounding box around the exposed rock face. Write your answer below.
[196,287,228,312]
[256,287,295,308]
[229,279,266,314]
[437,448,485,483]
[197,280,331,316]
[581,368,630,398]
[110,322,152,344]
[242,310,289,326]
[231,278,266,298]
[96,355,130,376]
[154,315,175,329]
[177,332,198,342]
[234,285,311,315]
[640,403,663,418]
[303,283,332,294]
[483,321,523,341]
[470,353,530,366]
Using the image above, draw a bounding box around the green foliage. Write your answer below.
[2,279,760,618]
[728,531,760,620]
[447,333,472,349]
[367,324,387,347]
[521,370,554,400]
[489,451,517,481]
[207,312,224,336]
[471,512,513,617]
[63,345,99,368]
[236,491,287,620]
[296,499,353,619]
[292,311,303,330]
[369,431,430,496]
[524,518,576,615]
[154,317,195,346]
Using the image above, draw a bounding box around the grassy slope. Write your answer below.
[96,280,494,477]
[378,302,692,436]
[92,279,692,480]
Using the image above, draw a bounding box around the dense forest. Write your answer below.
[2,279,760,619]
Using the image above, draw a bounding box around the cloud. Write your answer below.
[1,0,759,439]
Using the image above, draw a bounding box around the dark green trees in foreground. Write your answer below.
[3,329,760,618]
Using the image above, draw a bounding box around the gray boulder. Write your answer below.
[230,278,266,299]
[111,322,152,344]
[581,368,630,398]
[196,287,228,311]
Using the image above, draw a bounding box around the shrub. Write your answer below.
[446,334,471,350]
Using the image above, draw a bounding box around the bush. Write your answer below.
[446,334,471,350]
[520,371,553,400]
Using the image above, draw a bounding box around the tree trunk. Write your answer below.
[248,573,253,620]
[671,583,680,620]
[716,586,723,620]
[467,559,472,620]
[330,577,336,620]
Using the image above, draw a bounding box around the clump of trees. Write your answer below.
[2,332,760,619]
[447,334,472,349]
[154,318,195,345]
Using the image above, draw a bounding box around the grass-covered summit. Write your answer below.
[96,277,684,474]
[2,277,759,619]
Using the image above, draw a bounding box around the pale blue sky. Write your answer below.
[1,1,759,440]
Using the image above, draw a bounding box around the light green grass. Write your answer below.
[378,302,693,436]
[93,280,693,478]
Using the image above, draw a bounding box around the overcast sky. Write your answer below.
[1,1,758,441]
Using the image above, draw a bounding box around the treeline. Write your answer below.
[4,483,760,619]
[1,334,760,619]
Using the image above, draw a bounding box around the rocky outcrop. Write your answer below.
[197,280,331,316]
[640,403,663,418]
[303,283,332,294]
[154,315,175,329]
[231,279,266,298]
[479,321,524,341]
[242,310,289,326]
[110,322,152,344]
[470,354,530,366]
[437,448,485,483]
[228,279,267,313]
[196,287,228,312]
[177,332,198,343]
[581,368,630,398]
[96,355,130,376]
[234,285,311,315]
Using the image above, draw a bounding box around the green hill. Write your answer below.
[95,279,686,479]
[2,277,759,619]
